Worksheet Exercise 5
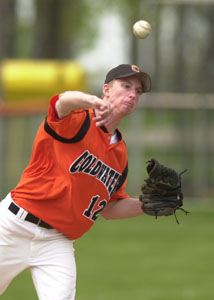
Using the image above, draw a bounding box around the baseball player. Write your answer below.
[0,64,151,300]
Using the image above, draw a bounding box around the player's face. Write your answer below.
[103,76,143,116]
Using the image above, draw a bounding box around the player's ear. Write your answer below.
[102,83,111,97]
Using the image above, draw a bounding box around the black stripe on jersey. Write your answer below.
[100,125,108,133]
[115,163,128,192]
[100,125,122,142]
[44,110,90,143]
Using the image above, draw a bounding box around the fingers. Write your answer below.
[92,100,113,127]
[93,115,109,127]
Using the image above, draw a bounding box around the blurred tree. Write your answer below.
[201,5,214,93]
[172,4,214,93]
[173,4,186,92]
[21,0,148,60]
[32,0,105,59]
[32,0,62,58]
[102,0,152,65]
[152,3,214,93]
[0,0,16,59]
[103,0,144,64]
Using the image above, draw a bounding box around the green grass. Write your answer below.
[1,203,214,300]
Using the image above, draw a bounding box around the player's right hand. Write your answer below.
[92,98,113,127]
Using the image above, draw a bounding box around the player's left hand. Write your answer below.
[139,158,189,224]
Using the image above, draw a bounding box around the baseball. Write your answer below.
[133,20,152,39]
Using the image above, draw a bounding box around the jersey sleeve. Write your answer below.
[109,179,130,202]
[109,163,130,202]
[46,94,87,139]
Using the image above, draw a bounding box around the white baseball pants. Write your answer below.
[0,193,76,300]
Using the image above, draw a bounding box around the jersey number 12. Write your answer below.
[83,195,107,221]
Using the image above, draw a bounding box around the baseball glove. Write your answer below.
[139,158,189,223]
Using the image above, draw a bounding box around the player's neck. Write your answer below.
[105,118,121,134]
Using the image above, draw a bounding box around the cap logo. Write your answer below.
[131,65,140,72]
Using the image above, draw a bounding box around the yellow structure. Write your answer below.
[0,60,87,102]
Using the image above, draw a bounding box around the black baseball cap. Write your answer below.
[104,64,151,92]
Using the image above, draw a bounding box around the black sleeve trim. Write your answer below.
[44,110,90,143]
[115,163,128,192]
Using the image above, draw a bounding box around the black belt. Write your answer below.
[8,202,53,229]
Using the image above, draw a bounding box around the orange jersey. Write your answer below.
[11,95,129,240]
